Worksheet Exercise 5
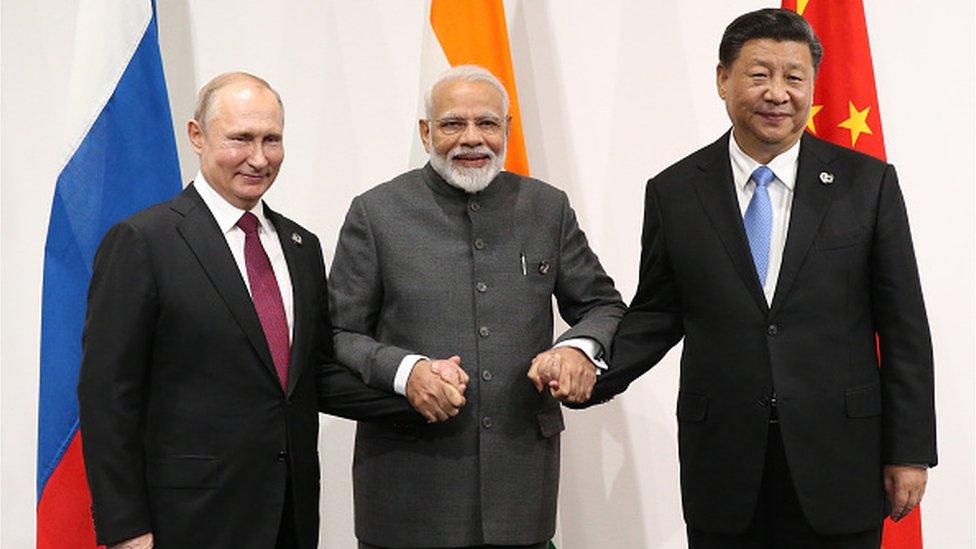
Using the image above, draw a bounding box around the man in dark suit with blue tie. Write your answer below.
[586,9,937,548]
[78,72,424,549]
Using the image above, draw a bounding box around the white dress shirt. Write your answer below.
[194,171,294,338]
[729,135,800,305]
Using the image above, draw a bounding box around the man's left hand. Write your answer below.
[884,464,928,522]
[527,347,597,403]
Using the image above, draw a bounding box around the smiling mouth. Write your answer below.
[451,153,491,167]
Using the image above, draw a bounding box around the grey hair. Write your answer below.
[423,65,510,119]
[193,71,284,129]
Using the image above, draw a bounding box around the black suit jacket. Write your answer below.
[78,184,418,548]
[589,132,936,535]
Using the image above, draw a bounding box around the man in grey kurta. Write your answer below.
[329,65,625,548]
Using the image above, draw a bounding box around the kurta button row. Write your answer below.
[476,282,488,293]
[473,238,485,249]
[479,326,491,337]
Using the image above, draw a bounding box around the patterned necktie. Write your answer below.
[743,165,775,287]
[237,212,290,390]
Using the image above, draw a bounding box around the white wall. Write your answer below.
[2,1,973,547]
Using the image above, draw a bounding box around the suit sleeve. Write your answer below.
[585,179,685,405]
[77,222,155,546]
[329,197,416,392]
[310,234,422,422]
[551,191,626,353]
[871,165,937,466]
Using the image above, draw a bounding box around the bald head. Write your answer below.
[193,72,284,130]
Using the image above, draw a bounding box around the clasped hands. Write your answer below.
[406,347,597,423]
[527,347,597,403]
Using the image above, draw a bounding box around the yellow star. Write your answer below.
[797,0,810,15]
[806,104,823,134]
[837,101,873,147]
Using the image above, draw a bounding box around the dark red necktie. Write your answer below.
[237,212,290,390]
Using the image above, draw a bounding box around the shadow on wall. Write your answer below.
[156,0,198,185]
[509,2,690,547]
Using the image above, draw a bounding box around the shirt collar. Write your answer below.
[194,170,273,234]
[728,133,800,191]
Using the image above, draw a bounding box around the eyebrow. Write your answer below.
[438,111,503,120]
[747,58,809,71]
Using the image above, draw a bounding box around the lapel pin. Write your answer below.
[538,261,550,275]
[291,232,303,246]
[819,172,834,185]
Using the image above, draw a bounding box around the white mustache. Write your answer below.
[449,145,495,160]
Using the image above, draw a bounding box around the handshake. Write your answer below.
[405,347,598,423]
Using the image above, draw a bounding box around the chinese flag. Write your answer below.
[782,1,923,548]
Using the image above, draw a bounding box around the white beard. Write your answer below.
[429,143,506,194]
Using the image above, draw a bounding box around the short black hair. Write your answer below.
[719,8,823,71]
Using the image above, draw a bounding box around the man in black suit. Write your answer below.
[588,9,936,548]
[78,72,426,549]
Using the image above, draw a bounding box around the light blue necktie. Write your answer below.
[743,165,775,286]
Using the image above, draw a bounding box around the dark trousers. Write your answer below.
[359,542,549,549]
[275,475,299,549]
[687,423,882,549]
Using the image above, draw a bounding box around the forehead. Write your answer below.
[211,83,283,126]
[734,38,813,69]
[431,79,505,117]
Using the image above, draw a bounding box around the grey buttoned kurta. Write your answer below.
[329,164,624,548]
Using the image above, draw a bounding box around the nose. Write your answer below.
[459,121,485,146]
[247,140,269,169]
[764,78,790,104]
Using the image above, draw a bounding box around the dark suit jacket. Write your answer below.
[78,184,418,548]
[588,132,936,535]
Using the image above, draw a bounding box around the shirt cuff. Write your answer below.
[393,354,428,395]
[553,337,608,372]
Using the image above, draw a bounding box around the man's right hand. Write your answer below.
[109,533,153,549]
[406,357,468,422]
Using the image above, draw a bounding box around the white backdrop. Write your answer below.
[2,1,974,547]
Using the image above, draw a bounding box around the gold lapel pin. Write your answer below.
[819,172,834,185]
[291,232,303,246]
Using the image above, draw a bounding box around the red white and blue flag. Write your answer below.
[36,1,181,546]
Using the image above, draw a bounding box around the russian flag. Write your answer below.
[36,1,181,546]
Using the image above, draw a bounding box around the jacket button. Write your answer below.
[473,238,485,250]
[479,326,490,338]
[476,282,488,293]
[482,417,493,429]
[469,202,481,212]
[276,451,287,462]
[767,324,778,336]
[481,370,493,381]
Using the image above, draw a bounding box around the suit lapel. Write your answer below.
[266,207,308,397]
[173,185,279,386]
[691,133,769,316]
[769,134,836,316]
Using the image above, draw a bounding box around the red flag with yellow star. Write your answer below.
[784,0,885,159]
[783,2,922,548]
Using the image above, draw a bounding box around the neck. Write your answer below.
[733,129,800,165]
